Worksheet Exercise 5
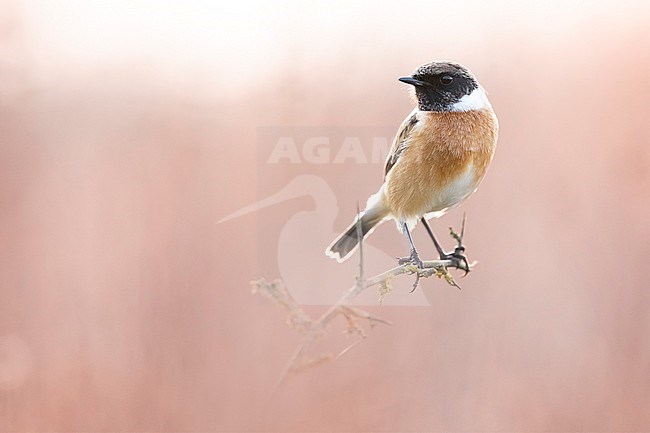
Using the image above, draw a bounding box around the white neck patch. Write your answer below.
[450,86,491,112]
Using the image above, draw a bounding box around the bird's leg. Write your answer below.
[420,217,446,257]
[397,222,424,291]
[420,217,470,275]
[397,222,423,267]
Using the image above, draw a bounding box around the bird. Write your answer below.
[325,61,498,279]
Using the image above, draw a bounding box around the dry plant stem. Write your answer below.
[264,214,471,390]
[272,259,463,390]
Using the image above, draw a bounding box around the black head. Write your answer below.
[399,61,479,112]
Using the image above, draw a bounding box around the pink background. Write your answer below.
[1,1,650,431]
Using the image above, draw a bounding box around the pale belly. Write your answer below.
[424,163,478,216]
[385,162,481,223]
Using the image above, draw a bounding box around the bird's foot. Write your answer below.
[397,250,424,292]
[440,245,470,276]
[397,250,424,268]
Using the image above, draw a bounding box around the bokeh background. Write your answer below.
[1,0,650,431]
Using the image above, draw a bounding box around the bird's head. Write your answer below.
[399,61,489,112]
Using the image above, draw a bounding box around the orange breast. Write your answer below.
[385,108,498,220]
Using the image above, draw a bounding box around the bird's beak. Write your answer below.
[399,76,428,87]
[217,178,306,223]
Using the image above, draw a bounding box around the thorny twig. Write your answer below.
[450,212,467,246]
[250,215,474,390]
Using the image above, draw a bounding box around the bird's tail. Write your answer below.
[325,206,388,263]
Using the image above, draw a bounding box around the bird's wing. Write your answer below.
[384,110,419,179]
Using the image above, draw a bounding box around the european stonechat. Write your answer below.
[326,61,498,271]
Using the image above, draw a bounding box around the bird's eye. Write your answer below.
[440,75,453,85]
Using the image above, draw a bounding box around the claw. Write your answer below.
[409,273,420,293]
[453,247,470,276]
[439,246,470,276]
[397,256,410,265]
[397,251,424,292]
